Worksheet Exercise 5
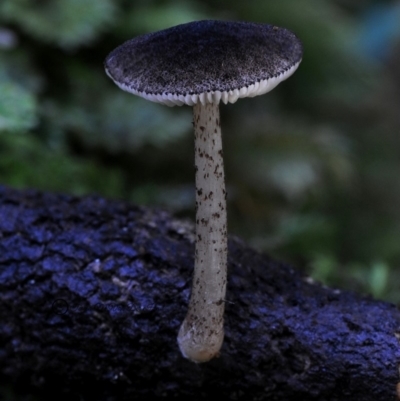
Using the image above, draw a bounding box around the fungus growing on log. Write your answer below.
[104,20,303,363]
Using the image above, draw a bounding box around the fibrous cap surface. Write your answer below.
[105,20,303,106]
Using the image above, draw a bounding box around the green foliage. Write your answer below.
[43,65,192,152]
[0,0,400,305]
[0,79,37,131]
[119,2,208,35]
[0,46,41,131]
[0,0,117,48]
[0,130,123,196]
[311,255,397,301]
[225,0,378,104]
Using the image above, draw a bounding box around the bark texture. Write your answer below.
[0,185,399,401]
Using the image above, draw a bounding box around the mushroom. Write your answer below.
[104,20,303,363]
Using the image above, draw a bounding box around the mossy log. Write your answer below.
[0,185,399,401]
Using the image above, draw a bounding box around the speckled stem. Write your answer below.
[177,102,227,363]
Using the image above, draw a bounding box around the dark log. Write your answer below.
[0,185,399,401]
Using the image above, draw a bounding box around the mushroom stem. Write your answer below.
[177,101,227,363]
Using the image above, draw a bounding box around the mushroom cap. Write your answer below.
[105,20,303,106]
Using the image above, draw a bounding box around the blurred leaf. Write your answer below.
[118,2,208,36]
[0,131,123,197]
[96,88,192,151]
[231,0,378,105]
[276,214,337,255]
[0,47,44,94]
[268,158,319,200]
[309,253,337,285]
[45,93,192,153]
[0,0,117,48]
[357,3,400,61]
[368,261,389,298]
[232,113,354,202]
[0,78,37,131]
[41,62,192,152]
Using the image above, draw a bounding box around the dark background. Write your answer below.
[1,0,400,305]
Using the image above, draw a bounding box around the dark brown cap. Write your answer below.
[105,20,303,106]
